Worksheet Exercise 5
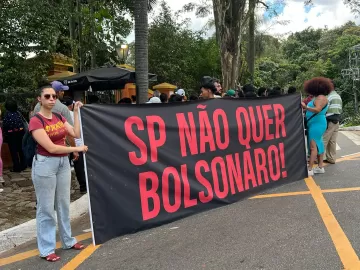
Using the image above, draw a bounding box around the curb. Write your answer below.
[0,194,89,254]
[339,126,360,131]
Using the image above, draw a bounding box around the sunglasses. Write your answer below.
[44,94,57,100]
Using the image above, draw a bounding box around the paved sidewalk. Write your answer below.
[0,169,82,232]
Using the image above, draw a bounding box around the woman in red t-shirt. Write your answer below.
[29,85,88,262]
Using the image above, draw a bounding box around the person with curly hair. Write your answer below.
[301,77,331,176]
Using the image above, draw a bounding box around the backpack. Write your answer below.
[22,112,62,167]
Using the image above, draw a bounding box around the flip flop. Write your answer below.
[71,243,85,250]
[43,253,60,262]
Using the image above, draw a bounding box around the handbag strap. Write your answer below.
[307,103,328,122]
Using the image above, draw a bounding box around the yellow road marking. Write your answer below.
[251,187,360,199]
[251,153,360,200]
[0,232,92,267]
[337,153,360,162]
[319,153,360,168]
[60,244,100,270]
[323,187,360,194]
[305,177,360,269]
[250,191,311,199]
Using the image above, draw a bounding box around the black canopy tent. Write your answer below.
[59,65,157,92]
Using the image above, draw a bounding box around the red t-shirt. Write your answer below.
[29,114,68,157]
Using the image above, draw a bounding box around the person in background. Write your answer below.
[223,89,236,99]
[118,98,132,104]
[62,97,87,194]
[238,89,245,99]
[301,77,330,176]
[0,107,4,190]
[200,82,217,99]
[131,95,136,104]
[323,80,343,164]
[242,84,257,98]
[29,99,39,118]
[303,94,313,105]
[214,79,223,96]
[273,86,282,92]
[258,87,267,97]
[61,97,76,166]
[160,93,168,103]
[288,86,297,94]
[88,95,99,104]
[242,84,256,94]
[245,91,258,98]
[189,94,199,101]
[146,97,162,104]
[267,87,282,97]
[175,89,187,102]
[168,94,183,103]
[153,90,161,98]
[30,84,88,262]
[3,100,27,172]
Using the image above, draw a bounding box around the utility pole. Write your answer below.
[341,44,360,114]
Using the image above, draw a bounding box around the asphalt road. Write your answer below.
[2,132,360,270]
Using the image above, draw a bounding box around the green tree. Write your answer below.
[148,2,221,92]
[0,0,133,108]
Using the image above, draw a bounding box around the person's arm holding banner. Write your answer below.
[64,102,82,139]
[60,100,79,160]
[301,95,327,113]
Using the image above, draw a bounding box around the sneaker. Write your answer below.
[308,169,314,177]
[313,167,325,174]
[0,176,4,183]
[0,188,3,192]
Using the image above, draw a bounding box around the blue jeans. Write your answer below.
[32,155,76,257]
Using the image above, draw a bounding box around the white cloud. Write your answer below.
[260,0,360,37]
[126,0,360,43]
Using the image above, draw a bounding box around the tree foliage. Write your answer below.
[247,22,360,115]
[148,1,221,94]
[0,0,134,109]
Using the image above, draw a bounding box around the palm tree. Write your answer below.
[248,0,256,85]
[134,0,157,104]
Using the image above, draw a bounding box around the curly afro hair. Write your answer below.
[304,77,332,96]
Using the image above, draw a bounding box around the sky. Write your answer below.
[126,0,360,42]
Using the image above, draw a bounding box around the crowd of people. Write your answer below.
[117,76,342,178]
[116,82,296,106]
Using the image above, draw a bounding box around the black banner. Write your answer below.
[81,94,307,245]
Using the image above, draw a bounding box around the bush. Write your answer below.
[342,102,360,126]
[343,115,360,127]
